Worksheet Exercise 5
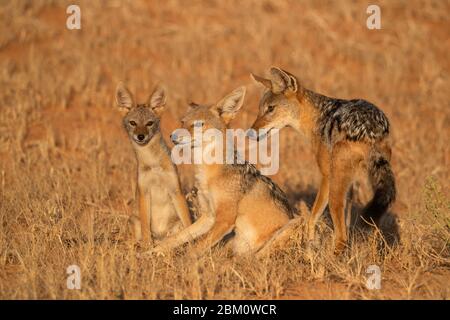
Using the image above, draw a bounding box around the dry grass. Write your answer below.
[0,0,449,299]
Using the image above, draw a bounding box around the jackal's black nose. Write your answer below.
[137,134,145,141]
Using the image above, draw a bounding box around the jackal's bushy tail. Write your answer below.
[361,150,396,226]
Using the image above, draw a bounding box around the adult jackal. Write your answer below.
[250,67,396,254]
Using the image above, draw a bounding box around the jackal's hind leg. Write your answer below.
[329,142,360,254]
[138,189,152,244]
[257,218,301,257]
[193,221,235,255]
[130,215,142,241]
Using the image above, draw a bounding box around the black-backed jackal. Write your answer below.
[145,86,296,256]
[250,67,396,254]
[115,83,192,243]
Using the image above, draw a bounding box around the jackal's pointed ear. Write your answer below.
[214,86,246,125]
[250,73,272,90]
[115,82,134,110]
[269,67,298,94]
[148,85,166,116]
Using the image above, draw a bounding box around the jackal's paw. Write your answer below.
[152,244,169,257]
[304,238,320,260]
[305,234,321,250]
[144,244,171,257]
[136,245,167,259]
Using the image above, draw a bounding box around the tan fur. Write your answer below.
[115,83,192,244]
[143,87,294,257]
[251,67,391,254]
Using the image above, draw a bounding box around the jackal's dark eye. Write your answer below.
[146,121,154,127]
[129,120,137,126]
[267,105,275,113]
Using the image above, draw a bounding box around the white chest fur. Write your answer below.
[134,141,180,238]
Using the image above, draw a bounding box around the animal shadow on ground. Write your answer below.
[285,184,401,250]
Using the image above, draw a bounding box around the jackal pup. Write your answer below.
[147,86,296,256]
[250,67,396,254]
[115,82,192,243]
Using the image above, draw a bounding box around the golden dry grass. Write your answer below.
[0,0,449,299]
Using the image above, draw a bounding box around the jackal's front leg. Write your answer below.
[171,188,192,228]
[308,140,331,242]
[138,187,152,244]
[142,190,215,256]
[308,174,329,241]
[144,214,216,257]
[193,203,237,255]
